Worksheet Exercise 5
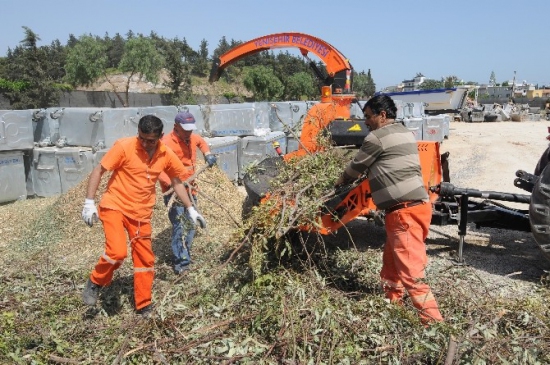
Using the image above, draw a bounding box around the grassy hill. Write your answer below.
[76,70,253,102]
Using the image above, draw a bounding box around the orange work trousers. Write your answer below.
[89,207,155,310]
[381,201,444,323]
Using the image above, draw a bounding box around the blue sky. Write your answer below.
[1,0,548,90]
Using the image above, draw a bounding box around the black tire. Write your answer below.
[529,163,550,261]
[534,146,550,176]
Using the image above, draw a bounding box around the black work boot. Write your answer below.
[137,304,154,318]
[82,278,100,306]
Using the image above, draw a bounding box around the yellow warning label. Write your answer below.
[348,124,362,132]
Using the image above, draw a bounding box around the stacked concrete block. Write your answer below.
[0,110,34,151]
[56,147,94,193]
[0,98,455,203]
[30,146,93,197]
[44,107,105,149]
[423,116,445,143]
[202,102,273,137]
[0,151,27,203]
[138,106,179,135]
[102,108,141,147]
[442,114,451,139]
[240,131,286,180]
[204,136,241,182]
[269,102,294,133]
[393,99,406,121]
[403,118,423,141]
[286,136,300,154]
[93,148,110,167]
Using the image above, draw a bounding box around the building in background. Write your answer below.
[402,73,426,92]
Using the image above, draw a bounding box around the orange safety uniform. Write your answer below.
[90,136,188,310]
[158,131,210,193]
[382,202,444,323]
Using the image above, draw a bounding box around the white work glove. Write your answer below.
[82,199,98,227]
[187,206,206,229]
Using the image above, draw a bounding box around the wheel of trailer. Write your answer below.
[529,163,550,261]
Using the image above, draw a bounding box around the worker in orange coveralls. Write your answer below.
[158,111,217,274]
[81,115,206,317]
[335,95,444,324]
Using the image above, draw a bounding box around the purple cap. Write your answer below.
[175,111,197,131]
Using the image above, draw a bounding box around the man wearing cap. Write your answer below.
[158,111,217,274]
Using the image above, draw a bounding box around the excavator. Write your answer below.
[209,32,550,263]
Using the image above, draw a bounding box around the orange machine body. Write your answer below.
[314,141,442,235]
[211,32,443,236]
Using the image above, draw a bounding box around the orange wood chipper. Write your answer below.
[209,32,550,263]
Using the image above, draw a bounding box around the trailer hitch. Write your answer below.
[514,170,538,193]
[430,182,532,264]
[431,182,531,204]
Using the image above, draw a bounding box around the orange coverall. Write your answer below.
[381,202,444,323]
[90,137,188,310]
[157,131,210,193]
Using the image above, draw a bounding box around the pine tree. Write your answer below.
[489,71,496,86]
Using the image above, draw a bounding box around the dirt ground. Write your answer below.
[322,120,550,296]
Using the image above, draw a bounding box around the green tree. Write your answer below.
[243,65,284,101]
[66,34,78,48]
[65,35,112,96]
[65,34,164,107]
[2,26,62,109]
[192,38,209,77]
[352,71,368,98]
[502,81,509,87]
[119,36,164,102]
[489,71,496,86]
[365,69,376,97]
[0,56,7,77]
[160,38,194,104]
[43,39,67,82]
[106,33,125,69]
[444,75,458,88]
[285,72,315,100]
[212,36,231,60]
[419,78,444,89]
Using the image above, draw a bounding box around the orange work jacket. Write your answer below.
[99,136,187,222]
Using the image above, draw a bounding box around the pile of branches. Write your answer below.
[235,144,355,275]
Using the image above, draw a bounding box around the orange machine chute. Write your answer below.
[209,32,353,92]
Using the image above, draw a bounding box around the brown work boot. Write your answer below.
[82,278,100,306]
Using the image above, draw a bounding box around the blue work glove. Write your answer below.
[205,153,217,168]
[187,206,206,229]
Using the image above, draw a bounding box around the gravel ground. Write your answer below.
[431,121,550,277]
